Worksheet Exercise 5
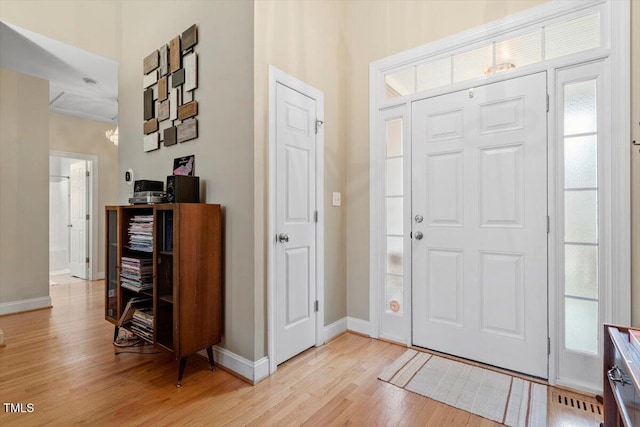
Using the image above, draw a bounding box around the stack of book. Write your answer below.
[129,214,153,252]
[120,256,153,292]
[118,296,151,327]
[130,308,154,342]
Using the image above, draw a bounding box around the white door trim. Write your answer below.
[49,150,99,281]
[368,0,630,392]
[267,65,324,375]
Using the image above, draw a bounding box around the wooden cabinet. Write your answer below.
[105,203,222,386]
[603,323,640,426]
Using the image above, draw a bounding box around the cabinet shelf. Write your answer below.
[159,295,174,304]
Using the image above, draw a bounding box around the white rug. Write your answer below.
[379,349,547,427]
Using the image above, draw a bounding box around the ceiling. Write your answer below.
[0,21,118,125]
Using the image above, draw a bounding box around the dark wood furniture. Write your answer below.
[603,323,640,426]
[105,203,222,386]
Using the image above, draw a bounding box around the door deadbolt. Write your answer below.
[415,214,424,223]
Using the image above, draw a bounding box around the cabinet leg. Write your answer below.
[177,356,188,387]
[113,326,119,346]
[206,347,215,371]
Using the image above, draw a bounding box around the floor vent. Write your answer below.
[552,391,602,416]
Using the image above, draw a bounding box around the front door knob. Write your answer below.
[278,233,289,243]
[414,231,424,240]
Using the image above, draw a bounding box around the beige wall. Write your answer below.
[49,112,119,275]
[343,0,550,320]
[254,0,348,359]
[630,0,640,326]
[119,1,255,360]
[0,69,50,307]
[0,0,121,61]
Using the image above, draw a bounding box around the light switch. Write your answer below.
[332,192,341,207]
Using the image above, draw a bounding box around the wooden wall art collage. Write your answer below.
[143,24,198,152]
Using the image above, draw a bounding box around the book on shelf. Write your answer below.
[120,256,153,292]
[131,307,154,341]
[128,214,154,252]
[118,296,151,327]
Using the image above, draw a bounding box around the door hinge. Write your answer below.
[315,119,324,134]
[85,257,90,264]
[314,300,319,312]
[86,214,90,220]
[547,215,550,234]
[86,171,90,177]
[314,211,319,223]
[548,337,551,355]
[546,93,549,112]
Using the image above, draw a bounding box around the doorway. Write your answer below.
[267,66,325,373]
[411,73,548,378]
[49,152,97,281]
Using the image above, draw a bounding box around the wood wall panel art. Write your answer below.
[158,76,168,102]
[170,36,181,73]
[182,25,197,51]
[172,68,185,88]
[142,25,199,153]
[143,50,159,74]
[169,88,178,120]
[158,101,170,121]
[164,126,177,147]
[144,119,158,135]
[144,88,154,120]
[177,119,197,143]
[159,44,169,76]
[178,101,198,121]
[143,70,158,88]
[184,52,197,92]
[143,132,159,152]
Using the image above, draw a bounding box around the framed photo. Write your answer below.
[173,155,195,176]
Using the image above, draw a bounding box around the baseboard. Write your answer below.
[323,317,347,342]
[0,296,52,316]
[347,317,370,336]
[198,346,270,385]
[95,271,105,280]
[49,268,70,276]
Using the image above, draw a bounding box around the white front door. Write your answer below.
[412,73,548,378]
[275,82,317,365]
[69,161,88,279]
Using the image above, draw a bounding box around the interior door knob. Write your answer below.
[414,231,424,240]
[278,233,289,243]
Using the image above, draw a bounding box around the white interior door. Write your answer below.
[275,82,317,365]
[412,73,548,378]
[69,161,88,279]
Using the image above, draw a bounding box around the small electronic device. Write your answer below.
[133,180,164,193]
[166,175,200,203]
[128,191,166,204]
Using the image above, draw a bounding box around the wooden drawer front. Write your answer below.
[611,342,640,426]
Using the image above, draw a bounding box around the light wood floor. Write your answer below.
[0,281,602,426]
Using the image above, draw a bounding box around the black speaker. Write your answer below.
[166,175,200,203]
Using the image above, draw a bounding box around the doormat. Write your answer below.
[378,349,547,427]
